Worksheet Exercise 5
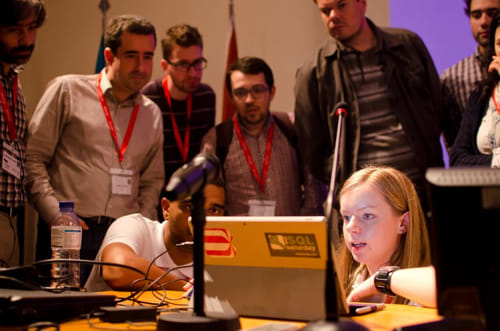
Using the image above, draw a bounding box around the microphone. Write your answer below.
[159,153,240,330]
[301,101,366,330]
[165,153,221,201]
[323,101,348,322]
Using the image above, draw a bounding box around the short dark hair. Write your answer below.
[104,14,156,54]
[208,174,225,190]
[464,0,471,16]
[0,0,46,28]
[161,24,203,60]
[225,56,274,96]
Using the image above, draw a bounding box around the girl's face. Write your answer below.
[340,183,408,275]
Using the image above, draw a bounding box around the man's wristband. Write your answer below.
[374,266,400,296]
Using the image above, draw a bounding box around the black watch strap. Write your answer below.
[374,266,400,296]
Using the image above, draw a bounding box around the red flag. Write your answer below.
[222,5,238,122]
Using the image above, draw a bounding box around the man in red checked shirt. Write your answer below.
[26,15,164,286]
[0,0,46,268]
[201,57,323,217]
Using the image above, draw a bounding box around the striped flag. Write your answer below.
[221,0,238,122]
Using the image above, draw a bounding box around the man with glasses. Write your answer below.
[441,0,500,144]
[141,24,215,184]
[85,177,225,292]
[201,57,322,216]
[295,0,447,216]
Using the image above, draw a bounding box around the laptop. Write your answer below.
[426,168,500,330]
[201,216,382,321]
[0,288,116,325]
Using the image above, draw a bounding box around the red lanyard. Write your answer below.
[0,77,18,141]
[96,72,139,162]
[492,88,500,116]
[233,116,274,193]
[162,75,192,163]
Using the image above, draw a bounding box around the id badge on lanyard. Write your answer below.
[110,168,133,195]
[2,141,20,180]
[248,199,276,216]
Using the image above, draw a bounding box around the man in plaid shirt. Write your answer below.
[0,0,45,267]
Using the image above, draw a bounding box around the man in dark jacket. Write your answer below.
[295,0,451,213]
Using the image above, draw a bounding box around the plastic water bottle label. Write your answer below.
[51,225,82,249]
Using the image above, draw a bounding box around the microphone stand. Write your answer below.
[157,171,240,331]
[300,105,366,330]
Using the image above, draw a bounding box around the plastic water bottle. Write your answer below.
[51,201,82,288]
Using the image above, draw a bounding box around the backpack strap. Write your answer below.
[272,112,297,149]
[215,119,234,168]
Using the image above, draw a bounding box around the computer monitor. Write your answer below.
[426,167,500,329]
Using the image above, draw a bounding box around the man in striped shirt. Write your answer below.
[441,0,500,145]
[141,24,215,184]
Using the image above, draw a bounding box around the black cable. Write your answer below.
[144,248,169,281]
[120,241,193,306]
[0,275,40,290]
[34,259,148,279]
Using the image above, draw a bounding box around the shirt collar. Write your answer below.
[100,68,139,105]
[1,64,23,81]
[323,18,393,59]
[474,45,484,62]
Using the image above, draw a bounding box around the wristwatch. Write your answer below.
[374,266,400,296]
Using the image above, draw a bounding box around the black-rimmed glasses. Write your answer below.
[232,85,269,101]
[166,57,207,72]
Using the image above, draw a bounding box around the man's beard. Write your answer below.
[173,76,199,94]
[0,42,34,66]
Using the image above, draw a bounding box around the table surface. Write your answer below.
[47,290,442,331]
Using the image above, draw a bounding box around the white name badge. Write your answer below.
[2,141,21,180]
[248,199,276,216]
[110,168,133,195]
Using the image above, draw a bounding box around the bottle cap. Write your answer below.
[59,201,74,210]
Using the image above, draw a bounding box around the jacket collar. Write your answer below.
[322,18,403,59]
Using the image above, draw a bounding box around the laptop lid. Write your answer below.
[0,288,116,325]
[202,216,349,321]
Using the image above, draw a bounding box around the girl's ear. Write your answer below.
[398,211,409,234]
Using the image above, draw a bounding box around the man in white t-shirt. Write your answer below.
[85,181,225,292]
